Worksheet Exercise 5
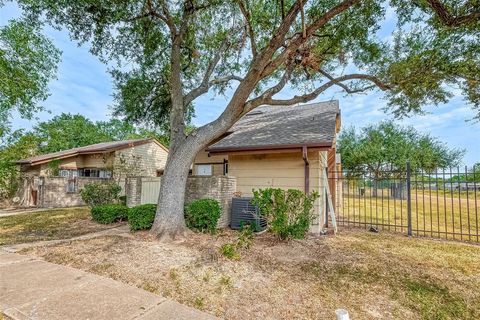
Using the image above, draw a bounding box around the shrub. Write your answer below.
[236,224,254,249]
[119,195,127,206]
[128,204,156,231]
[91,204,128,224]
[252,188,319,240]
[220,243,241,260]
[184,198,221,233]
[80,182,121,207]
[219,225,255,261]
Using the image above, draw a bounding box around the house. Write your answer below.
[193,100,341,232]
[16,138,169,207]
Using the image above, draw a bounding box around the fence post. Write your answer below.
[406,162,412,236]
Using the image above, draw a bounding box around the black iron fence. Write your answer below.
[329,164,480,242]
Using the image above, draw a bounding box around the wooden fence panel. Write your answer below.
[140,177,161,204]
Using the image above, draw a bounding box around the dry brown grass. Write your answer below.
[0,207,120,245]
[22,229,480,320]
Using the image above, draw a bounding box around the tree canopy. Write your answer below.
[0,14,60,137]
[337,121,465,173]
[18,0,480,125]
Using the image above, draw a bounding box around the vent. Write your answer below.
[230,197,267,231]
[246,110,263,116]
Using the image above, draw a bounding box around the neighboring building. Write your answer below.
[193,100,341,232]
[16,138,168,207]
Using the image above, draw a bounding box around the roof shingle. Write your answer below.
[16,138,160,165]
[208,100,339,152]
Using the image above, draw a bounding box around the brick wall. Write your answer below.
[125,176,237,228]
[185,176,236,228]
[38,177,112,208]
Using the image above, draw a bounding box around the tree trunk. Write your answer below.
[150,146,195,240]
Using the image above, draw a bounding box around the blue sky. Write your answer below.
[2,4,479,165]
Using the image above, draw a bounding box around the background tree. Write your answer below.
[338,121,464,173]
[338,121,465,196]
[33,113,110,153]
[0,113,170,199]
[18,0,480,239]
[0,13,60,137]
[0,130,40,198]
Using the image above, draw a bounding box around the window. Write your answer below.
[82,169,99,177]
[99,170,112,178]
[78,169,111,178]
[60,169,77,178]
[196,164,212,176]
[66,179,77,193]
[223,160,229,175]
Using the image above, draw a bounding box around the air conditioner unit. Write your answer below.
[230,197,267,231]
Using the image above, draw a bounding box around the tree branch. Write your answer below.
[184,74,243,104]
[319,69,382,93]
[261,0,361,78]
[183,38,237,104]
[425,0,480,27]
[236,0,257,58]
[158,0,177,35]
[263,73,390,106]
[243,64,295,113]
[127,0,162,21]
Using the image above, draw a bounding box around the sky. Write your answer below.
[1,3,479,166]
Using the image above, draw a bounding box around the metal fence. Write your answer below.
[329,164,480,242]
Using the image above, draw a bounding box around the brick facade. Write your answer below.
[185,176,236,228]
[37,177,112,207]
[125,176,237,228]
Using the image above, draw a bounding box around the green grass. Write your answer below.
[339,189,479,241]
[403,278,472,320]
[0,207,116,245]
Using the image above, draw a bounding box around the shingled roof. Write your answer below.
[16,138,167,165]
[208,100,340,153]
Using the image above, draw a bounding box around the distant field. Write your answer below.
[337,188,480,242]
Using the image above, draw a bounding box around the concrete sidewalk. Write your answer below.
[0,250,218,320]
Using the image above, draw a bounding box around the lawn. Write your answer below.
[22,229,480,320]
[338,188,479,242]
[0,207,121,245]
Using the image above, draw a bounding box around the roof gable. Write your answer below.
[17,138,168,165]
[208,100,340,152]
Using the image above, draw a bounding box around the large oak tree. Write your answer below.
[17,0,480,239]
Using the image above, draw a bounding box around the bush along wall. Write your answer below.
[81,182,121,207]
[252,188,319,240]
[91,204,128,224]
[128,204,156,231]
[185,198,221,233]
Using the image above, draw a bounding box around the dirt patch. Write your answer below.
[23,229,480,320]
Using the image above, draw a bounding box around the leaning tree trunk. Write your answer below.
[150,142,199,240]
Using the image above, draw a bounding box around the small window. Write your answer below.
[196,164,212,176]
[99,170,112,178]
[223,160,228,175]
[60,169,77,178]
[66,179,77,193]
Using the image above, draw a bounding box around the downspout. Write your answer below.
[302,146,309,194]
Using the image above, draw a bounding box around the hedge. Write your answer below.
[185,198,221,233]
[128,204,157,231]
[91,204,128,224]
